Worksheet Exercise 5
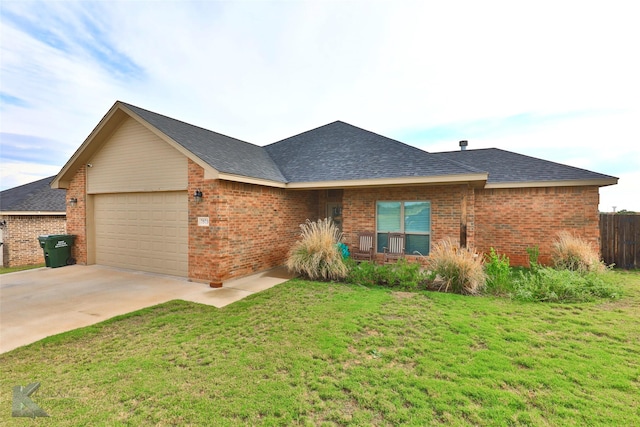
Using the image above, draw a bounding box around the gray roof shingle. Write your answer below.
[433,149,617,184]
[107,103,615,187]
[264,121,484,182]
[0,176,66,212]
[121,103,286,183]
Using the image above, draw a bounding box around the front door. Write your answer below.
[326,203,343,231]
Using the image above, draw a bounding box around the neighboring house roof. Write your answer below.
[264,121,484,183]
[433,149,618,188]
[0,176,66,214]
[52,101,618,190]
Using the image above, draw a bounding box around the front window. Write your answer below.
[376,201,431,255]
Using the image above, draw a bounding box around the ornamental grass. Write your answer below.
[286,218,348,281]
[551,231,606,273]
[426,238,486,295]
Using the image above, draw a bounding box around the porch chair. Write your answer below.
[383,232,405,264]
[351,231,375,262]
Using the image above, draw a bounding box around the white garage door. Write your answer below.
[94,192,188,276]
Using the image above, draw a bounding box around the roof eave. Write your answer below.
[217,172,287,188]
[285,173,488,190]
[485,177,619,189]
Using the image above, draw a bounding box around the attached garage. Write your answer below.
[94,192,188,276]
[77,112,192,277]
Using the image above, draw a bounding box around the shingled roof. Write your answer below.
[52,101,618,190]
[0,176,66,213]
[264,121,484,182]
[433,149,617,186]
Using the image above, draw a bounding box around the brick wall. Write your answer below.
[220,181,318,280]
[342,185,470,263]
[342,184,601,266]
[1,215,66,267]
[474,186,601,266]
[65,165,87,264]
[187,160,217,282]
[188,160,319,283]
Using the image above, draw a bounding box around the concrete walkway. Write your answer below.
[0,265,294,354]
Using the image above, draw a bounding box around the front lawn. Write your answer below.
[1,271,639,425]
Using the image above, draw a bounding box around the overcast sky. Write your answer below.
[1,1,638,211]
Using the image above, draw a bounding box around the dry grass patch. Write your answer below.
[286,218,348,281]
[552,231,606,273]
[427,238,486,295]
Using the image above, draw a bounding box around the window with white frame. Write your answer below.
[376,201,431,255]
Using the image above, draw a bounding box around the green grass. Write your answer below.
[0,263,45,274]
[1,272,639,425]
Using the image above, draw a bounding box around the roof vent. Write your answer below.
[459,140,468,151]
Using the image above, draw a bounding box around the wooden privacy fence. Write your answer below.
[600,214,640,269]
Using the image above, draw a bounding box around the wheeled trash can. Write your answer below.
[38,234,76,268]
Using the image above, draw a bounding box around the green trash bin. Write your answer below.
[38,234,76,268]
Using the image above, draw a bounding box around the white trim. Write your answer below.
[217,172,287,188]
[286,173,488,189]
[484,178,618,189]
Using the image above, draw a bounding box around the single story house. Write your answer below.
[51,101,617,284]
[0,176,67,267]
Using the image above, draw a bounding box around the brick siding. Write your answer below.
[342,185,600,266]
[474,186,601,266]
[1,215,66,267]
[65,165,87,264]
[188,160,319,283]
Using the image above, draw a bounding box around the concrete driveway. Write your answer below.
[0,264,294,353]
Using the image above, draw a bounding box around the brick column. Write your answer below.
[66,166,87,264]
[187,159,224,283]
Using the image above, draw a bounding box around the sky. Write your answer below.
[1,0,638,211]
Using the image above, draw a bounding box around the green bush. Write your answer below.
[345,258,430,290]
[378,259,424,290]
[512,267,621,303]
[426,239,485,295]
[286,218,348,281]
[484,248,512,296]
[344,259,379,287]
[526,246,540,270]
[552,231,606,273]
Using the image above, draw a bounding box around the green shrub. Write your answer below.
[426,239,485,295]
[512,267,621,302]
[286,218,348,281]
[344,259,379,287]
[526,246,540,270]
[552,231,606,273]
[484,248,512,296]
[345,258,430,290]
[378,259,424,290]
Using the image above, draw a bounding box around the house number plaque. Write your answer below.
[197,217,210,227]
